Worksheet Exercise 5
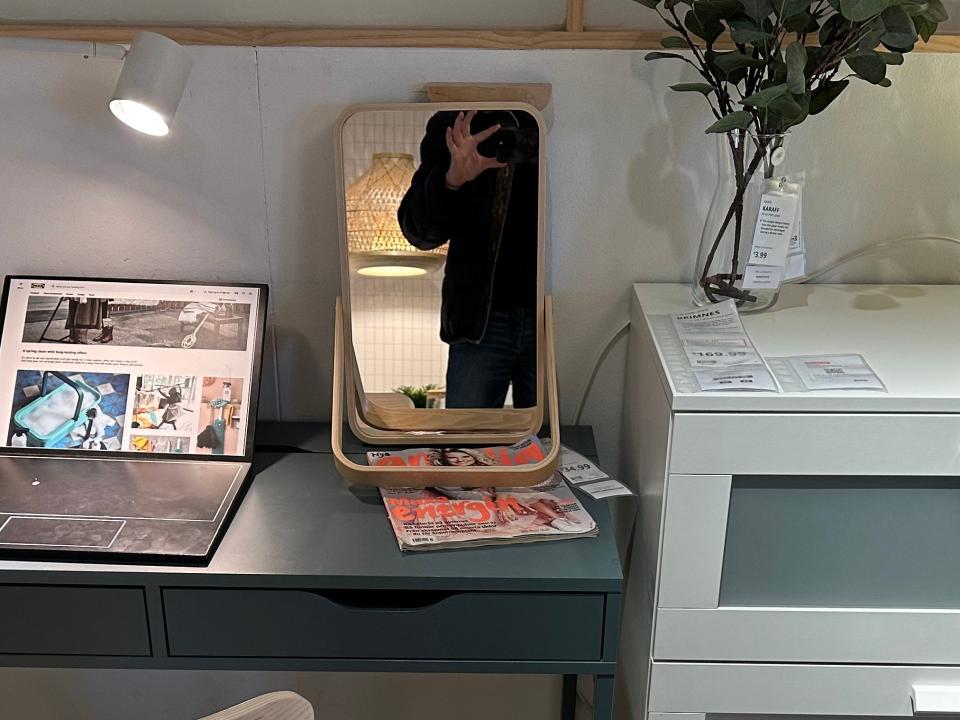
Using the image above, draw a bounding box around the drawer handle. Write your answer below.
[913,685,960,715]
[314,590,457,612]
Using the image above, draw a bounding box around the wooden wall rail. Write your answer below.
[0,23,956,52]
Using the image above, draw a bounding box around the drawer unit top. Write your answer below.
[634,283,960,413]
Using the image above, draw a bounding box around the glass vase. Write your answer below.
[692,131,791,312]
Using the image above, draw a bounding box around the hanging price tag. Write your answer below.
[743,177,801,290]
[783,172,806,281]
[747,192,798,267]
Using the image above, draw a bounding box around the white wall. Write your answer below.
[1,43,959,719]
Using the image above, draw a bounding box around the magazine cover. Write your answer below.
[369,437,598,551]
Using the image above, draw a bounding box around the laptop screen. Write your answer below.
[0,277,266,460]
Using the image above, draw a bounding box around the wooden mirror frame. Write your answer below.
[332,296,561,486]
[334,101,547,436]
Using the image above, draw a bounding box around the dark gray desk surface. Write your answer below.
[0,424,621,593]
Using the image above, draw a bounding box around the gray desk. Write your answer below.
[0,423,623,719]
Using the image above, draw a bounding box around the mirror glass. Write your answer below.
[340,105,542,413]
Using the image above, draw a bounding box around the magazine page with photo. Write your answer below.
[0,278,262,457]
[369,437,598,551]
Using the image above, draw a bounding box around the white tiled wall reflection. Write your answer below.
[342,110,449,394]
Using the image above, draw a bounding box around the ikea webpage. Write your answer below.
[0,279,260,457]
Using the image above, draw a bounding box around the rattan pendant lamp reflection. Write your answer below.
[346,153,446,277]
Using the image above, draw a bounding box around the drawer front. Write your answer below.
[0,585,150,656]
[655,607,960,665]
[670,413,960,476]
[649,661,960,717]
[164,588,604,660]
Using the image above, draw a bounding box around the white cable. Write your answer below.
[573,320,630,426]
[789,234,960,284]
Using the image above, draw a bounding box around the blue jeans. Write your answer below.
[445,308,537,409]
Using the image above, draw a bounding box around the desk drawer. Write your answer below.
[670,413,960,475]
[0,585,150,656]
[163,588,604,660]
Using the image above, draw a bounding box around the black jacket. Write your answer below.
[398,111,537,344]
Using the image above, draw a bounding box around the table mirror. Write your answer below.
[335,102,547,437]
[331,102,559,485]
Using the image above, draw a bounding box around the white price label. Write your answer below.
[694,364,778,392]
[558,446,608,485]
[742,265,785,290]
[578,479,635,500]
[747,192,798,268]
[786,354,886,391]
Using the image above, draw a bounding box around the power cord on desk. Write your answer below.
[572,321,631,426]
[787,234,960,284]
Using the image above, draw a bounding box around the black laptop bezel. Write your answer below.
[0,275,269,465]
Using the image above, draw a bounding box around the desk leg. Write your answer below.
[561,674,578,720]
[592,674,614,720]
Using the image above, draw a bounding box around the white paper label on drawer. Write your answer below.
[694,364,778,392]
[671,300,761,367]
[783,354,886,391]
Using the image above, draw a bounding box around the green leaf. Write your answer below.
[877,77,893,86]
[879,50,905,63]
[839,0,896,21]
[784,11,819,31]
[685,8,725,41]
[769,94,808,128]
[704,110,755,133]
[846,52,887,82]
[914,14,938,41]
[714,50,765,73]
[819,13,848,44]
[670,82,717,94]
[880,5,918,48]
[904,1,930,16]
[809,79,849,114]
[923,0,949,22]
[785,41,808,94]
[776,0,816,16]
[632,0,662,8]
[729,16,777,42]
[740,83,790,107]
[645,51,686,60]
[694,0,743,23]
[661,35,690,47]
[739,0,775,20]
[665,0,687,8]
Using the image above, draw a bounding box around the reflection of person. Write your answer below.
[398,109,539,409]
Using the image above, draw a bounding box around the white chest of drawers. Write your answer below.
[620,283,960,720]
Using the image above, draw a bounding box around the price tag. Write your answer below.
[785,354,886,391]
[558,445,608,485]
[747,192,798,269]
[783,184,805,280]
[577,479,635,500]
[694,364,778,392]
[742,265,784,290]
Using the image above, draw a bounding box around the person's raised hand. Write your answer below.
[444,110,508,190]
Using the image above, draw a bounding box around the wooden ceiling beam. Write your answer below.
[0,24,955,52]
